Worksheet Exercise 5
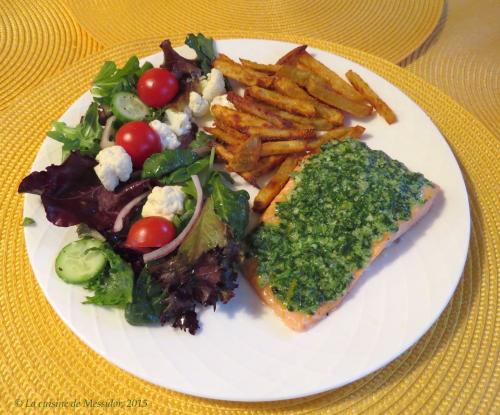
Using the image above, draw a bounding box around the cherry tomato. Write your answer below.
[137,68,179,108]
[126,216,176,249]
[115,121,161,168]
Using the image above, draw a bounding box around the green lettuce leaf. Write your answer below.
[209,173,249,240]
[84,245,133,307]
[189,131,212,149]
[179,197,227,262]
[185,33,215,75]
[125,269,164,325]
[91,56,152,105]
[141,149,198,179]
[47,102,102,160]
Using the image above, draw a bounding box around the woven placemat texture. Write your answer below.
[0,0,102,113]
[402,0,500,136]
[65,0,443,63]
[0,33,498,414]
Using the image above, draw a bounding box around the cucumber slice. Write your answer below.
[55,238,106,284]
[111,92,149,122]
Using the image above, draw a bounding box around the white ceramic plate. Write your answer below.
[23,39,470,402]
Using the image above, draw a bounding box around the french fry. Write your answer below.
[240,155,286,184]
[211,105,274,131]
[245,126,316,141]
[246,86,317,117]
[229,92,333,130]
[228,136,262,172]
[305,77,373,117]
[298,52,365,102]
[204,126,246,147]
[271,111,334,130]
[227,92,293,128]
[277,65,372,117]
[214,144,234,162]
[276,45,308,65]
[346,70,397,124]
[307,125,365,150]
[273,76,344,126]
[261,140,307,156]
[213,122,249,141]
[240,58,281,74]
[253,156,300,212]
[213,54,273,88]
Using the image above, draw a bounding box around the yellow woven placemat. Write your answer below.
[0,33,498,414]
[402,0,500,137]
[0,0,102,113]
[65,0,443,64]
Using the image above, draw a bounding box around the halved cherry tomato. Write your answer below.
[115,121,161,168]
[137,68,179,108]
[126,216,176,249]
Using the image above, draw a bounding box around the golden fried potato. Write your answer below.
[277,65,372,117]
[307,125,365,149]
[240,155,286,184]
[214,144,234,162]
[346,70,397,124]
[204,126,246,147]
[211,105,274,131]
[228,136,262,172]
[298,52,365,102]
[246,126,316,141]
[227,92,293,128]
[273,76,344,126]
[253,156,300,212]
[213,121,249,141]
[240,58,281,74]
[245,86,317,117]
[276,45,308,65]
[213,54,273,88]
[305,78,373,117]
[260,140,307,156]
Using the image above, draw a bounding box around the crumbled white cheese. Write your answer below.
[210,93,236,110]
[200,68,226,102]
[165,109,191,136]
[94,145,133,191]
[142,186,185,220]
[149,119,181,150]
[188,91,209,118]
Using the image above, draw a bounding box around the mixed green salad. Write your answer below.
[19,34,249,334]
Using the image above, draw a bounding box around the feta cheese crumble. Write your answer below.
[142,186,185,220]
[188,91,209,117]
[210,93,236,110]
[200,68,226,102]
[149,119,181,150]
[165,109,191,136]
[94,145,133,191]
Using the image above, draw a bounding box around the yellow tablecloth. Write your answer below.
[0,1,498,414]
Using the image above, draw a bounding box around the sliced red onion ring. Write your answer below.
[100,115,116,149]
[113,192,150,233]
[143,175,203,263]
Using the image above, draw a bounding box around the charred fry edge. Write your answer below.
[253,156,300,212]
[272,76,343,126]
[298,52,365,102]
[227,136,262,173]
[346,70,397,124]
[240,58,281,74]
[214,54,273,87]
[227,92,293,128]
[261,140,307,156]
[246,86,317,117]
[307,126,365,150]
